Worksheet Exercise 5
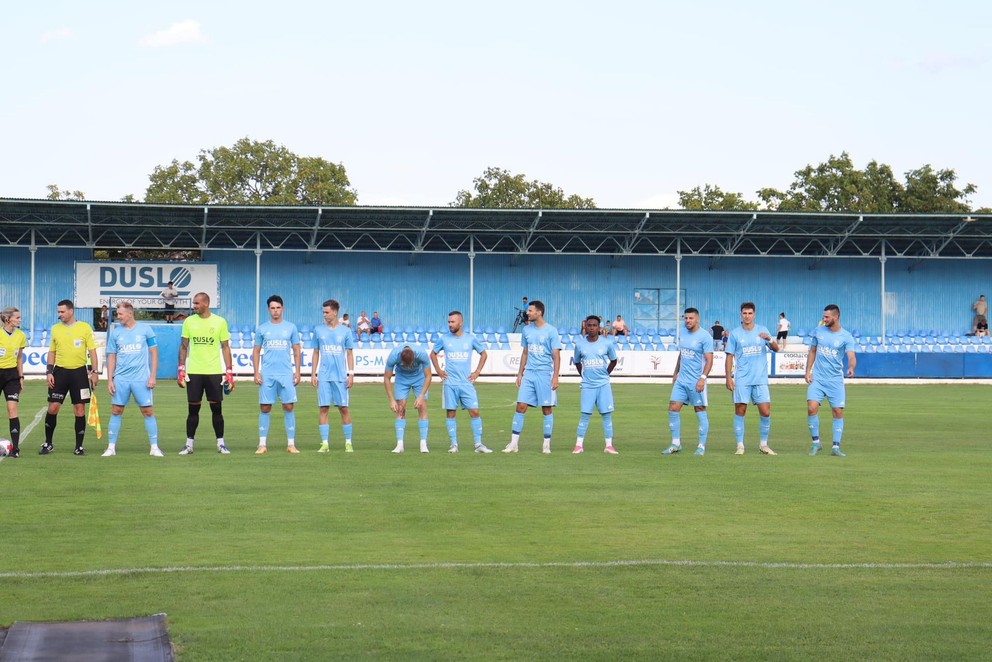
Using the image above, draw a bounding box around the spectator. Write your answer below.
[341,313,351,329]
[973,295,987,334]
[98,305,109,331]
[357,311,371,336]
[611,315,628,336]
[370,311,384,335]
[977,318,989,337]
[710,320,725,350]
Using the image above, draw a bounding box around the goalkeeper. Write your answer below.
[177,292,235,455]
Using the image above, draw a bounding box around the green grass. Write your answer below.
[2,381,991,660]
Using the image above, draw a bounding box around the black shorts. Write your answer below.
[164,303,176,311]
[49,366,92,404]
[187,373,224,403]
[776,331,789,340]
[0,367,22,401]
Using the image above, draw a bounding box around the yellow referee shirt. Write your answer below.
[0,328,27,369]
[49,321,96,369]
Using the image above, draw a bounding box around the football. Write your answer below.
[0,438,12,457]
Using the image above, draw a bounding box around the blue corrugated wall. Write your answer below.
[3,247,990,336]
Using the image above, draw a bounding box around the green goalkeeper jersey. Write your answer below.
[181,313,230,374]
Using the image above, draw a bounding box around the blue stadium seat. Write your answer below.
[486,332,497,344]
[416,332,428,343]
[371,333,382,343]
[498,333,509,344]
[496,326,506,334]
[427,325,436,335]
[473,326,482,335]
[616,335,630,347]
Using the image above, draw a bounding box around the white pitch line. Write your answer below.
[1,558,990,580]
[19,406,48,442]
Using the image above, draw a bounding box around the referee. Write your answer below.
[42,299,99,455]
[1,306,27,457]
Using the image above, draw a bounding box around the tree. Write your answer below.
[900,165,976,213]
[453,167,596,209]
[45,184,85,201]
[677,184,758,211]
[144,138,358,205]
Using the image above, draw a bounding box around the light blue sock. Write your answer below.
[511,412,525,435]
[108,413,122,446]
[542,414,553,440]
[808,415,820,442]
[446,418,458,445]
[576,412,591,438]
[395,419,406,442]
[342,423,352,443]
[759,416,770,444]
[258,411,271,439]
[284,410,296,441]
[144,416,158,446]
[319,424,330,443]
[733,415,746,443]
[696,411,709,446]
[418,419,429,442]
[832,418,844,445]
[469,417,483,444]
[601,412,613,440]
[668,410,681,442]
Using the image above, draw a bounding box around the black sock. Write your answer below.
[210,402,224,439]
[45,413,57,444]
[9,417,19,450]
[75,415,86,448]
[187,404,201,439]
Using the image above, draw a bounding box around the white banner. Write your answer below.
[74,262,219,309]
[773,350,810,376]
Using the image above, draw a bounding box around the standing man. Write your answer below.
[177,292,234,455]
[253,295,302,454]
[41,299,99,455]
[805,304,857,457]
[710,320,725,351]
[572,315,618,454]
[161,281,179,324]
[384,345,433,453]
[311,299,355,453]
[503,300,561,454]
[429,310,492,454]
[725,302,779,456]
[0,307,27,457]
[664,307,713,456]
[973,295,987,335]
[103,301,161,457]
[777,313,791,350]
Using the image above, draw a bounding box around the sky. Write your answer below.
[3,1,990,209]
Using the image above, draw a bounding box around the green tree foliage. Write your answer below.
[144,138,358,205]
[677,185,758,211]
[453,167,596,209]
[45,184,85,201]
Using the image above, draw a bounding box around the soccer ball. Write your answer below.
[0,438,12,457]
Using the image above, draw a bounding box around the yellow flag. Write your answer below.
[88,391,103,440]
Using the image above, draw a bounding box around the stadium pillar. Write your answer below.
[675,241,682,343]
[255,236,262,329]
[880,242,887,344]
[29,231,37,336]
[468,237,475,333]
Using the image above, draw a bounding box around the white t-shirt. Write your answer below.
[778,317,791,333]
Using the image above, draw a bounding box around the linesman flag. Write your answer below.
[88,391,103,440]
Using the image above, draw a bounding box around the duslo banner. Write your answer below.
[74,261,219,308]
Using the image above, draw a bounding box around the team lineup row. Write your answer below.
[0,296,857,460]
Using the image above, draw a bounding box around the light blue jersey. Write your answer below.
[106,322,157,382]
[386,345,432,383]
[433,333,486,385]
[675,328,714,385]
[573,336,616,388]
[313,323,354,382]
[254,320,301,378]
[809,326,857,382]
[522,323,562,375]
[726,324,772,386]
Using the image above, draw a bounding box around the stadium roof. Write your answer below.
[1,198,991,260]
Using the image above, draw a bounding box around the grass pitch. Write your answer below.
[2,381,990,660]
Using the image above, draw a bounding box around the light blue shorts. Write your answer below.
[670,381,708,408]
[443,382,480,411]
[317,380,349,408]
[259,374,297,405]
[807,380,845,408]
[112,380,153,408]
[394,378,428,401]
[579,383,614,414]
[733,383,770,405]
[516,372,557,408]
